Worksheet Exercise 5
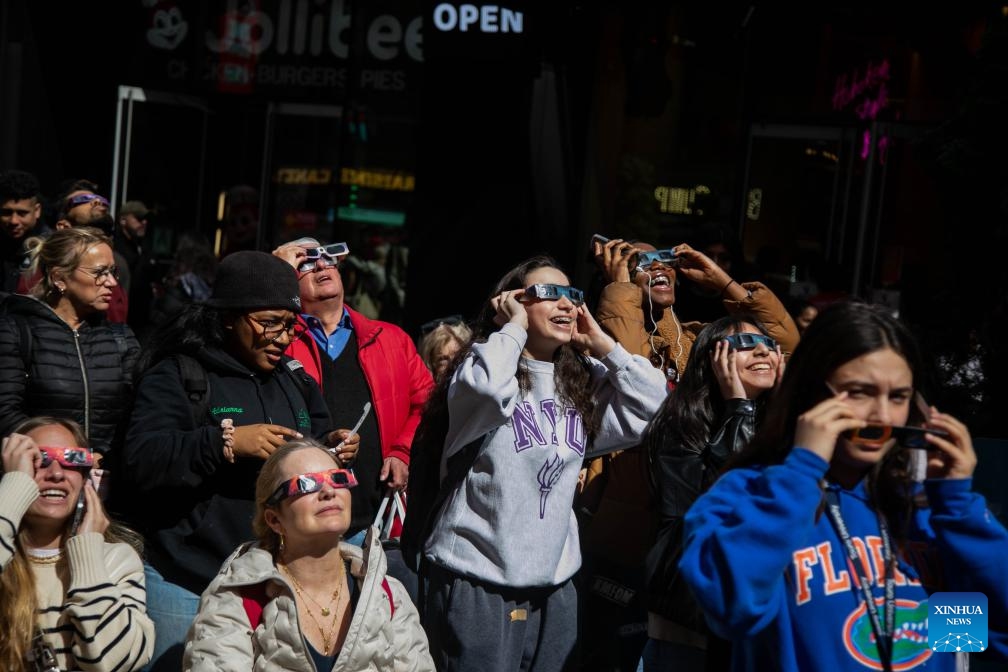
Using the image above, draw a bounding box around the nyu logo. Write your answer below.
[929,592,988,654]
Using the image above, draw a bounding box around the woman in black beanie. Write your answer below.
[116,251,359,672]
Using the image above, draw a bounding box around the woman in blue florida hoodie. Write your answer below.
[679,300,1008,672]
[416,255,668,671]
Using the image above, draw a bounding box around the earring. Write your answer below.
[56,284,65,295]
[279,533,285,553]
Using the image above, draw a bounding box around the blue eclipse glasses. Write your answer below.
[636,249,677,269]
[522,284,585,306]
[724,333,777,351]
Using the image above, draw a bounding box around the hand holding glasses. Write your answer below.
[521,284,585,306]
[296,242,349,273]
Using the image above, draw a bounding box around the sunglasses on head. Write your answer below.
[842,424,951,449]
[522,284,585,306]
[265,468,358,506]
[420,314,466,336]
[297,242,349,273]
[636,249,677,269]
[66,193,110,209]
[39,446,93,469]
[724,333,777,351]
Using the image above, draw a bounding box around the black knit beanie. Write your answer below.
[206,250,302,313]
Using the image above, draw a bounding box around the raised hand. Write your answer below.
[794,391,866,464]
[711,339,747,400]
[922,408,977,481]
[1,432,41,476]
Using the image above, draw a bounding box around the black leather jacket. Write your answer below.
[0,294,139,456]
[644,398,758,630]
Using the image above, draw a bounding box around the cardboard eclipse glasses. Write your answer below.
[266,468,358,506]
[297,242,349,273]
[724,333,777,351]
[522,284,585,306]
[39,446,93,469]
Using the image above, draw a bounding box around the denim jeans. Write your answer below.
[140,563,201,672]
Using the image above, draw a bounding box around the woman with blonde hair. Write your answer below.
[0,416,153,672]
[0,226,140,462]
[416,317,472,382]
[184,438,433,671]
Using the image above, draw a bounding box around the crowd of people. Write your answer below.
[1,166,1007,671]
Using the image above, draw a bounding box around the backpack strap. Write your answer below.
[240,582,270,629]
[173,354,210,424]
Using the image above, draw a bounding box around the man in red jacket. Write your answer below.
[273,237,434,547]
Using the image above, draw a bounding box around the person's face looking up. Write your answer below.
[296,244,345,305]
[826,347,913,476]
[230,308,301,373]
[631,243,676,309]
[518,266,582,361]
[727,323,780,399]
[63,190,110,227]
[1,196,40,240]
[266,447,352,547]
[23,423,88,535]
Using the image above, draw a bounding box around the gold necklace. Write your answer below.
[27,552,62,565]
[280,561,345,653]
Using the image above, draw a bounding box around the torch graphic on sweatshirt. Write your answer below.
[537,455,564,519]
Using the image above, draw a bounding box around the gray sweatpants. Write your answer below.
[422,562,578,671]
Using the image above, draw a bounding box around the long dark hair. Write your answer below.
[732,300,926,540]
[414,255,601,452]
[134,303,230,381]
[644,313,771,457]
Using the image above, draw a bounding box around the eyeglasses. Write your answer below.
[522,284,585,306]
[77,265,120,285]
[243,315,307,345]
[39,446,93,469]
[636,249,677,269]
[265,468,358,506]
[66,193,110,209]
[419,314,466,336]
[723,333,777,351]
[297,242,349,273]
[842,424,951,449]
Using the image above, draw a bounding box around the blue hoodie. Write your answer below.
[679,447,1008,671]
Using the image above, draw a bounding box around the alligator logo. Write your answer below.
[842,598,930,670]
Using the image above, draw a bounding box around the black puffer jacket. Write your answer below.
[0,293,139,456]
[118,346,332,595]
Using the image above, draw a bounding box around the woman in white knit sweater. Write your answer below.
[0,416,154,672]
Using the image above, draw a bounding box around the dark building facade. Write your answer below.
[3,2,1007,435]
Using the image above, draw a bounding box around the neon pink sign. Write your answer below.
[833,59,891,162]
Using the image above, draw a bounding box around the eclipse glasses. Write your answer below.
[522,284,585,306]
[842,424,951,449]
[297,242,349,273]
[266,468,358,506]
[636,249,677,269]
[39,446,93,469]
[724,333,777,351]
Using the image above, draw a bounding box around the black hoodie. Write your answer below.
[118,346,331,595]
